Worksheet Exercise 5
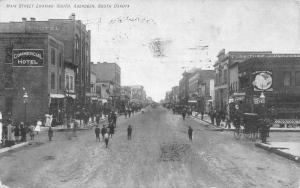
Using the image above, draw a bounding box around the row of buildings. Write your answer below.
[165,49,300,119]
[0,14,150,125]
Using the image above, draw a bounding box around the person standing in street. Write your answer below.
[182,108,187,120]
[109,123,114,138]
[128,108,131,118]
[96,114,100,126]
[127,125,132,140]
[29,122,35,140]
[104,132,109,148]
[95,125,100,142]
[101,125,107,142]
[35,120,41,135]
[48,126,53,141]
[188,126,193,141]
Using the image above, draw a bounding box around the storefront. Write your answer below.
[49,94,65,126]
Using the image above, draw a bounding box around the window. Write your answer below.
[66,75,69,90]
[59,75,62,90]
[51,48,55,65]
[296,72,300,86]
[70,76,73,90]
[5,97,13,114]
[51,73,56,89]
[224,69,228,84]
[283,72,291,86]
[59,53,62,67]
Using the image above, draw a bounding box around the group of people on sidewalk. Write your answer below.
[1,120,43,147]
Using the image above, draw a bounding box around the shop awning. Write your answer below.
[66,94,76,99]
[50,93,65,99]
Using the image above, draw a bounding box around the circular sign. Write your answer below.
[252,72,272,90]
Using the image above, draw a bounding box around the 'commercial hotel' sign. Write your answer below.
[12,49,44,67]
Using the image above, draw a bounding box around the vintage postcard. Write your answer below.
[0,0,299,187]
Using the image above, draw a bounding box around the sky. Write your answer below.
[1,0,300,102]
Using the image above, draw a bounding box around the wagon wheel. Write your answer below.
[243,128,251,139]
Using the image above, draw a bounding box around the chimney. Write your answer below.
[69,13,75,20]
[22,18,27,22]
[30,17,36,21]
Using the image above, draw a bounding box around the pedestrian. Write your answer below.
[188,126,193,141]
[209,109,215,125]
[29,123,35,140]
[128,108,131,118]
[201,110,204,120]
[101,125,107,141]
[96,114,100,126]
[95,125,100,142]
[182,108,186,120]
[21,122,28,142]
[112,112,117,128]
[109,123,114,138]
[124,109,128,118]
[216,111,221,127]
[225,113,231,129]
[127,125,132,140]
[14,123,20,143]
[35,120,42,135]
[104,132,109,148]
[48,126,53,141]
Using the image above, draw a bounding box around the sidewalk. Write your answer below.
[40,117,108,132]
[255,142,300,163]
[0,142,29,154]
[190,113,300,163]
[192,114,300,132]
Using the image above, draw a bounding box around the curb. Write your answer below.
[0,142,29,154]
[191,116,300,132]
[255,143,300,163]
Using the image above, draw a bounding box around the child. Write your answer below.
[48,127,53,141]
[188,126,193,141]
[127,125,132,140]
[104,132,109,148]
[95,126,100,142]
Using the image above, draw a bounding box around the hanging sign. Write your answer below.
[252,71,273,91]
[12,49,44,67]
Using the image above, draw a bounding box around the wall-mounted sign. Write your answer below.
[252,71,273,91]
[12,49,44,67]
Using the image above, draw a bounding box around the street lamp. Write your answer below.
[23,91,28,123]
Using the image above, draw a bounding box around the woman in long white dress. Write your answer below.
[35,120,42,135]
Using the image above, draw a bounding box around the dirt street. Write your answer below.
[0,106,299,188]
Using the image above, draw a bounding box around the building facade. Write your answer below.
[91,62,121,97]
[0,14,91,109]
[214,49,272,112]
[0,33,64,123]
[231,54,300,118]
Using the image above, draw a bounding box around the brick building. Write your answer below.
[231,54,300,118]
[91,62,121,97]
[214,49,272,112]
[0,14,91,109]
[188,69,215,112]
[0,33,64,123]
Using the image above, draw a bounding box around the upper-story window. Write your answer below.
[51,48,55,65]
[51,72,56,89]
[66,75,70,90]
[59,53,62,68]
[295,72,300,86]
[283,71,291,87]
